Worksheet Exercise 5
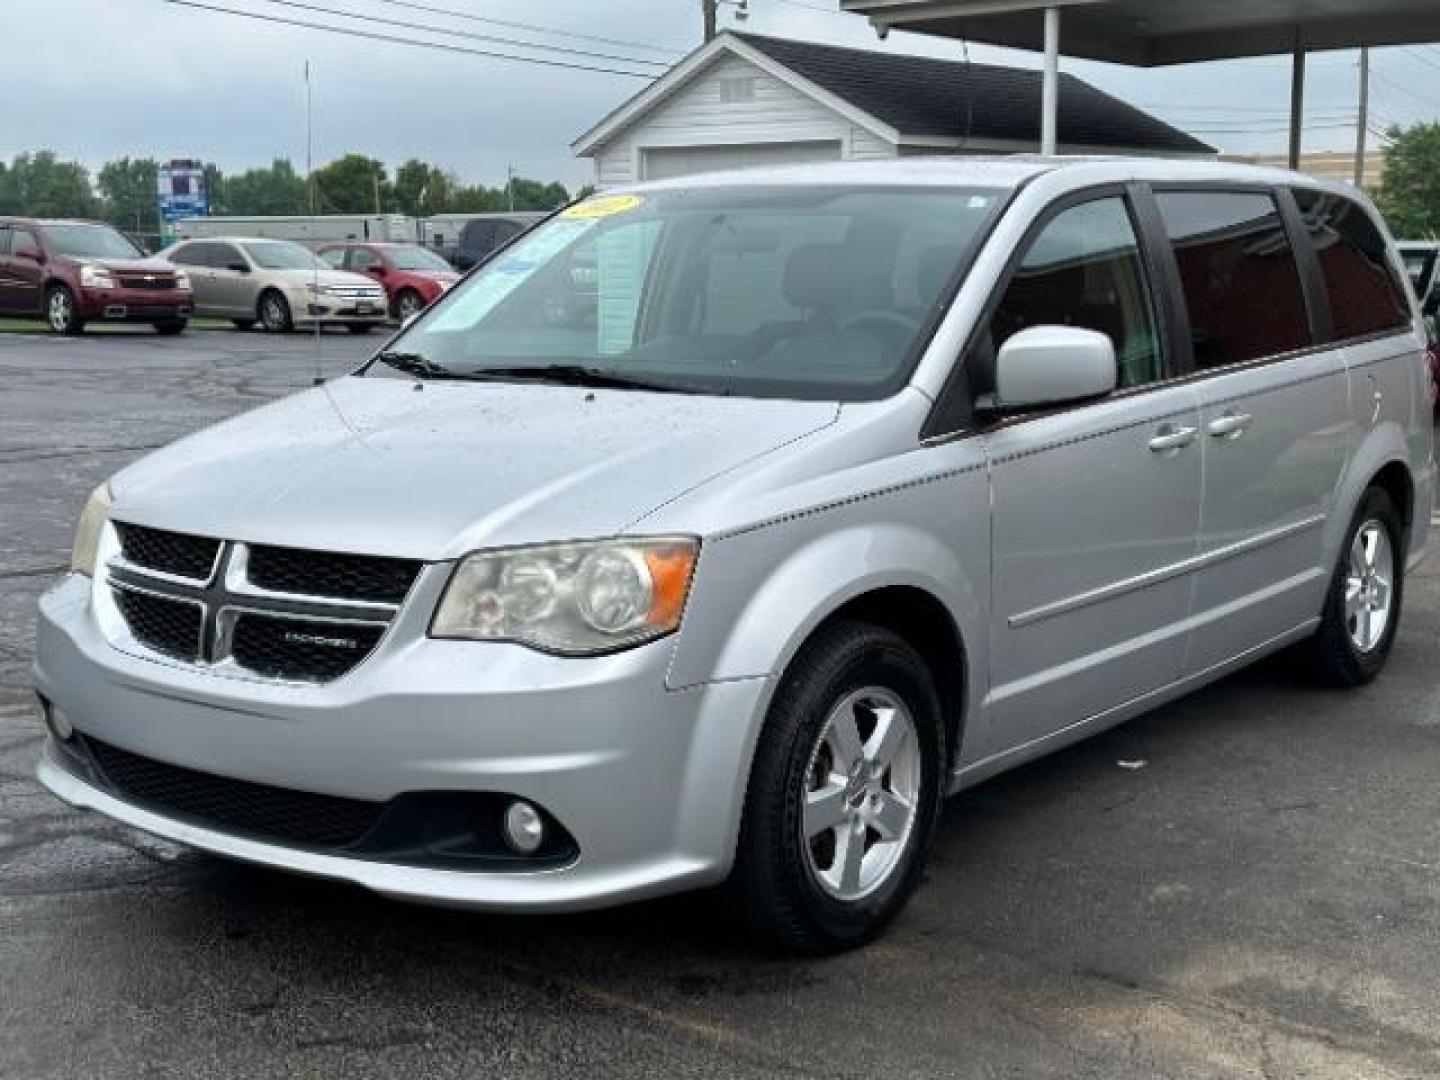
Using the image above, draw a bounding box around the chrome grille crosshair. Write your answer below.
[106,525,422,684]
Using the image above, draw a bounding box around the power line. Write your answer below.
[250,0,670,68]
[155,0,661,78]
[363,0,684,56]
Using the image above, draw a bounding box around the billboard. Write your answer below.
[157,160,208,233]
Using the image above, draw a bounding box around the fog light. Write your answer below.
[503,800,545,855]
[47,703,74,740]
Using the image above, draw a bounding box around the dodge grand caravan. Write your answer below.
[34,160,1434,953]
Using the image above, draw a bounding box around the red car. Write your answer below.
[317,242,459,322]
[0,218,191,335]
[1426,319,1440,416]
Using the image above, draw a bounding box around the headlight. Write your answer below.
[79,264,116,289]
[174,270,191,291]
[70,482,112,576]
[431,537,699,655]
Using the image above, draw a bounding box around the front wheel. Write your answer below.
[258,291,293,333]
[1307,487,1404,687]
[729,621,944,954]
[46,285,84,335]
[395,288,425,322]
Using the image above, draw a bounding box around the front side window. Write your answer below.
[378,186,1005,400]
[39,223,142,259]
[988,197,1162,389]
[213,244,246,270]
[169,243,209,267]
[1294,190,1412,336]
[12,229,40,255]
[1156,191,1311,370]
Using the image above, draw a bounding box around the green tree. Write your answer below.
[98,157,160,234]
[507,177,571,211]
[311,154,390,214]
[1378,122,1440,238]
[392,159,457,217]
[0,161,18,215]
[202,163,227,215]
[225,159,308,215]
[5,152,98,218]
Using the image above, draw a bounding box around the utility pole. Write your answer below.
[507,164,515,211]
[305,61,315,216]
[702,0,717,42]
[1354,47,1371,188]
[373,169,382,215]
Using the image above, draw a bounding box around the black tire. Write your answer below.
[346,322,375,334]
[45,284,84,335]
[1307,487,1405,687]
[394,288,425,323]
[153,320,187,336]
[729,620,945,955]
[231,318,256,331]
[258,290,293,333]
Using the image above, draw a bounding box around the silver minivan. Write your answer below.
[35,160,1434,953]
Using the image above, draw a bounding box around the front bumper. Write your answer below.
[34,572,768,912]
[291,288,388,325]
[78,288,191,322]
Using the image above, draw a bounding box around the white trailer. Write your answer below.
[171,214,418,246]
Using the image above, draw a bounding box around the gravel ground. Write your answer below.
[2,326,1438,1079]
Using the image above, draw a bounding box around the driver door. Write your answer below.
[978,193,1203,756]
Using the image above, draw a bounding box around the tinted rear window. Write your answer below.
[1156,191,1312,370]
[1293,189,1411,338]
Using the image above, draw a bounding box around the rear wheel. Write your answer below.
[258,291,292,333]
[153,320,187,336]
[729,621,944,954]
[1307,487,1404,687]
[45,285,84,335]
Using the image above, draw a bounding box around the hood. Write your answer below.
[110,376,839,560]
[67,255,177,274]
[261,268,378,289]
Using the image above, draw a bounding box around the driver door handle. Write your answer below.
[1207,411,1254,439]
[1149,424,1198,454]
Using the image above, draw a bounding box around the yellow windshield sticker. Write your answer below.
[562,194,644,220]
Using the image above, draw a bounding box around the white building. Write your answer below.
[574,32,1213,187]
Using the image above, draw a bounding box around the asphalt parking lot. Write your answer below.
[2,326,1438,1079]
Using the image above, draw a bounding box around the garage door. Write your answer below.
[641,141,842,181]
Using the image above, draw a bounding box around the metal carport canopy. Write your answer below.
[837,0,1440,65]
[838,0,1440,163]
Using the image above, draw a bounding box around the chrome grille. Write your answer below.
[117,274,179,290]
[105,528,419,684]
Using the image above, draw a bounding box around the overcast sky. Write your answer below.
[9,0,1440,191]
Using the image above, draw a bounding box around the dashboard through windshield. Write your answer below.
[368,185,1005,400]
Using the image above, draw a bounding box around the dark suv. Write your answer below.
[0,219,191,335]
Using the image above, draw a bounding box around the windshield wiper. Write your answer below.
[467,364,711,395]
[373,351,457,379]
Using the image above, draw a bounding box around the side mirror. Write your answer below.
[226,261,250,274]
[14,245,42,262]
[992,325,1117,411]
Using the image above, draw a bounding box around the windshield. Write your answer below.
[41,223,143,259]
[243,241,326,271]
[387,245,453,271]
[371,186,1004,400]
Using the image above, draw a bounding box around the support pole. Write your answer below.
[1289,40,1306,171]
[1041,6,1060,156]
[1354,47,1370,188]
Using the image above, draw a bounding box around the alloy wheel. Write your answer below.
[801,687,921,902]
[48,290,73,332]
[1345,520,1395,653]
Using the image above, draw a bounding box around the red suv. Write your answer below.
[0,219,191,335]
[317,242,458,322]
